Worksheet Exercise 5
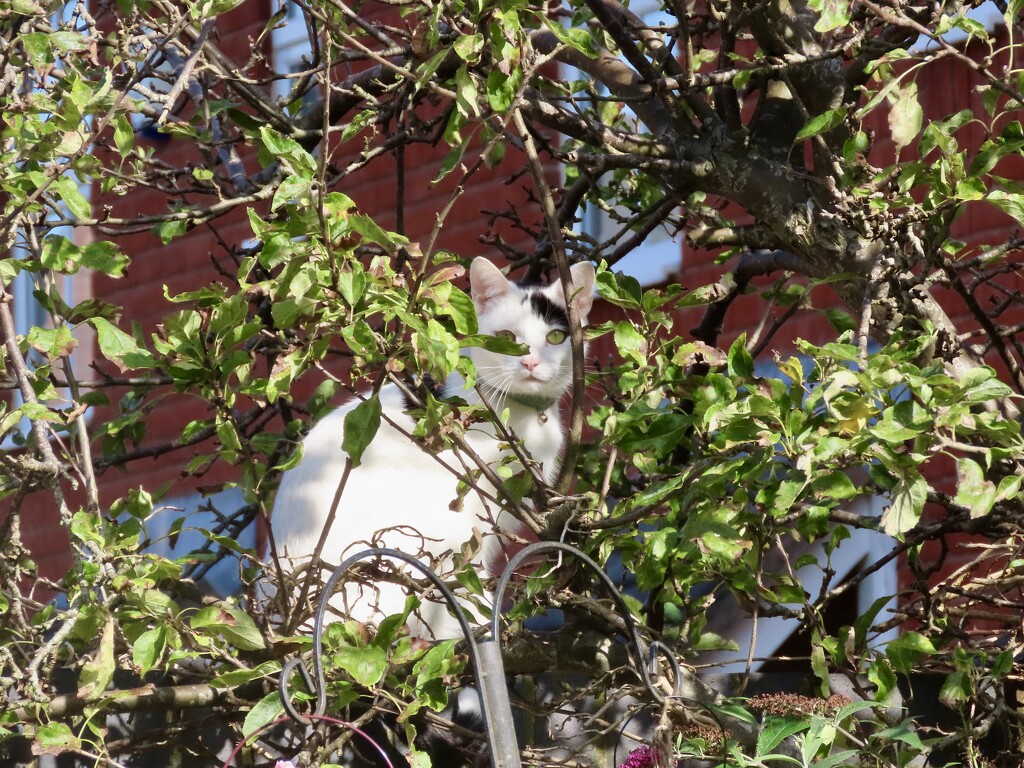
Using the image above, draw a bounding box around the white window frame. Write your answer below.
[271,1,316,102]
[573,0,684,287]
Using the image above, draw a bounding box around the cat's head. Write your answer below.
[468,257,596,409]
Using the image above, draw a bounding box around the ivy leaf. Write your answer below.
[343,395,382,468]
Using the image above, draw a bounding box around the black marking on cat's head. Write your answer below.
[528,292,569,330]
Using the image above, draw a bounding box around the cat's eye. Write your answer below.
[495,329,516,342]
[546,329,568,344]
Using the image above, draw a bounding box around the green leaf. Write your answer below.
[727,334,753,378]
[881,469,927,538]
[89,317,155,372]
[987,189,1024,228]
[337,266,366,309]
[258,125,315,174]
[27,326,77,361]
[486,66,523,112]
[54,175,91,219]
[454,66,480,118]
[78,614,116,699]
[242,691,285,736]
[802,716,836,763]
[155,218,189,243]
[349,214,403,249]
[795,107,848,141]
[939,669,971,707]
[594,269,642,309]
[211,660,282,688]
[193,0,246,17]
[21,32,54,68]
[33,722,80,756]
[886,631,937,674]
[413,639,460,710]
[691,631,738,651]
[436,287,477,335]
[335,644,388,687]
[191,604,265,650]
[955,458,997,518]
[853,595,893,649]
[815,751,861,768]
[113,112,134,157]
[538,17,597,57]
[272,174,312,210]
[890,83,923,153]
[810,0,851,31]
[613,322,647,365]
[80,241,129,277]
[756,716,808,756]
[342,395,382,468]
[872,721,925,750]
[868,656,898,700]
[453,33,483,63]
[1006,0,1024,27]
[40,240,126,280]
[132,625,168,674]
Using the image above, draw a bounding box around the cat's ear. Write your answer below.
[546,261,596,322]
[470,258,512,310]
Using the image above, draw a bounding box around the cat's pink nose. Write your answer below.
[521,356,540,372]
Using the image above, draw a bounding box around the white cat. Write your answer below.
[268,257,596,639]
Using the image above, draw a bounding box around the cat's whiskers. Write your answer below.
[476,366,518,415]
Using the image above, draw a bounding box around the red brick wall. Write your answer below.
[22,8,1018,604]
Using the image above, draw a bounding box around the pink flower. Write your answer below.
[274,761,297,768]
[619,745,657,768]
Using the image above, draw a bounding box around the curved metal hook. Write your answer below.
[279,547,483,722]
[490,541,678,704]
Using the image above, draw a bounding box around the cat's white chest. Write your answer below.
[268,385,560,637]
